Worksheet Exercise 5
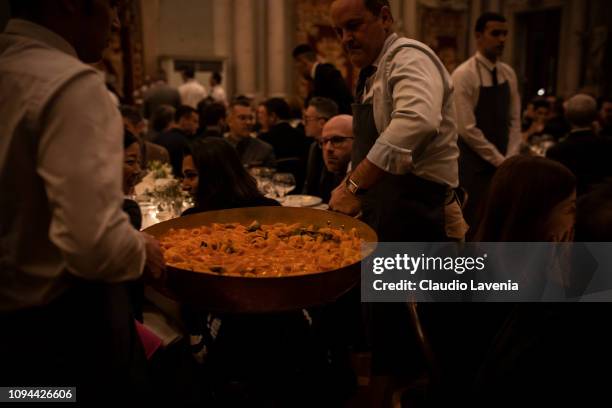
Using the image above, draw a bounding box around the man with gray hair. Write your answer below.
[547,94,612,195]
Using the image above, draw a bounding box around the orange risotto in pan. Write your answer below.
[159,221,364,277]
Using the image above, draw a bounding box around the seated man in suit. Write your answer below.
[547,94,612,196]
[225,98,276,168]
[153,105,198,177]
[317,115,354,203]
[303,97,339,196]
[293,44,354,114]
[258,97,310,190]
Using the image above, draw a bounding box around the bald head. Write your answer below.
[565,94,598,129]
[321,115,354,174]
[322,115,353,138]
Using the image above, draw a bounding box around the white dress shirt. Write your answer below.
[361,33,459,188]
[179,79,207,109]
[210,84,227,106]
[451,52,522,166]
[310,61,320,80]
[0,19,146,311]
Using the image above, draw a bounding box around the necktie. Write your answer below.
[491,67,498,87]
[356,66,377,101]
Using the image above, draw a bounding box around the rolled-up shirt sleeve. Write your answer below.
[452,67,505,167]
[37,71,146,282]
[366,49,445,175]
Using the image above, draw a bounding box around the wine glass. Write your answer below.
[251,167,277,197]
[273,173,296,199]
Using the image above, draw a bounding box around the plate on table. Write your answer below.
[281,195,323,208]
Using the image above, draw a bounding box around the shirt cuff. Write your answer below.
[366,139,413,175]
[491,153,506,167]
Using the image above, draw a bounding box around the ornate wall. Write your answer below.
[98,0,145,103]
[417,0,471,73]
[295,0,355,95]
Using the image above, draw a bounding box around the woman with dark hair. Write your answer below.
[181,138,278,214]
[475,155,576,242]
[179,139,329,405]
[468,156,612,404]
[419,156,579,405]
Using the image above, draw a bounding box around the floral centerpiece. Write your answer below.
[134,161,189,218]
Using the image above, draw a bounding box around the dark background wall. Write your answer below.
[0,0,10,31]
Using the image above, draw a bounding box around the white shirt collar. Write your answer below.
[372,33,398,69]
[4,19,78,58]
[475,51,499,71]
[310,62,320,80]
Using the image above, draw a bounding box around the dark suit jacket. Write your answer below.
[302,141,345,203]
[234,136,276,168]
[259,122,310,161]
[310,63,354,115]
[260,122,311,190]
[601,124,612,139]
[546,130,612,195]
[153,129,189,178]
[143,83,181,119]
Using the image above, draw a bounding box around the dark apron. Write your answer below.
[0,281,150,402]
[352,79,449,377]
[351,104,447,243]
[458,63,511,231]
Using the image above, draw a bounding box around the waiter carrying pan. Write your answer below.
[328,0,467,401]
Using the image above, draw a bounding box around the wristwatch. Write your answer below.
[346,177,367,196]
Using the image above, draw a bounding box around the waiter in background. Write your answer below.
[452,12,521,232]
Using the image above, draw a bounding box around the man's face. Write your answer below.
[535,107,550,123]
[321,121,354,174]
[330,0,393,69]
[294,55,311,79]
[123,118,146,137]
[178,112,199,136]
[303,106,326,140]
[257,105,271,132]
[476,21,508,60]
[75,0,120,63]
[601,102,612,125]
[229,105,255,138]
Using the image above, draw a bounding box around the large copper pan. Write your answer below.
[144,206,378,313]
